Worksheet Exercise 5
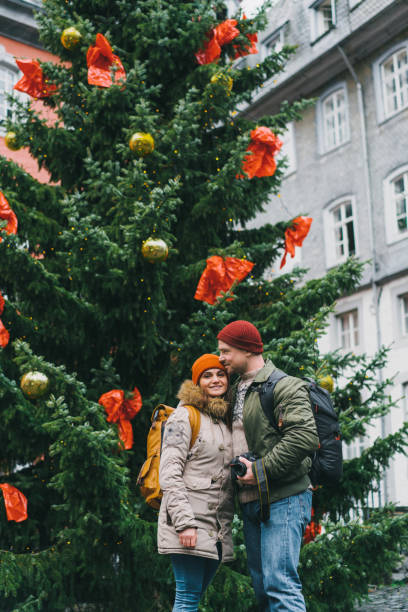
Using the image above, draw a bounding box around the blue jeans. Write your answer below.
[242,489,312,612]
[170,550,221,611]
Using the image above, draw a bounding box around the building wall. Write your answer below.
[246,0,408,507]
[0,33,55,182]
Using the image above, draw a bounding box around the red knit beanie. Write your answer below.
[192,354,227,385]
[217,320,263,354]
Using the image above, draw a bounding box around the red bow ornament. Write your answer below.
[0,292,10,348]
[194,255,254,305]
[195,19,240,65]
[13,59,57,99]
[98,387,142,450]
[234,15,258,58]
[87,33,126,88]
[239,127,282,179]
[0,483,28,522]
[0,192,18,241]
[280,216,313,269]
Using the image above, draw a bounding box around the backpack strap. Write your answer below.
[256,369,288,429]
[184,405,201,449]
[251,369,288,523]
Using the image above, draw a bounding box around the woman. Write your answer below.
[158,353,234,611]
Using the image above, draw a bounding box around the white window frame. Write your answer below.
[337,308,359,350]
[317,83,350,154]
[373,40,408,124]
[400,294,408,336]
[310,0,336,42]
[323,196,359,267]
[261,23,288,60]
[383,164,408,245]
[0,45,21,135]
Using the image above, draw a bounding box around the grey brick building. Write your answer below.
[238,0,408,507]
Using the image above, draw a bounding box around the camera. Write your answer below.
[230,452,257,482]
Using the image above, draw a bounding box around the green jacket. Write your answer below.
[236,360,319,503]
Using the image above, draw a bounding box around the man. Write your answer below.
[217,320,319,611]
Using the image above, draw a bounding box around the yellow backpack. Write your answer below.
[137,403,201,509]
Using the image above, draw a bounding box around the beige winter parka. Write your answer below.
[157,380,234,562]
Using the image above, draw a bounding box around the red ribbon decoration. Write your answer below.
[87,33,126,88]
[0,197,15,344]
[13,59,57,99]
[238,126,283,180]
[0,192,18,241]
[194,255,254,305]
[303,520,322,544]
[280,216,313,269]
[303,507,322,544]
[234,14,258,58]
[98,387,142,450]
[0,483,28,522]
[195,19,240,65]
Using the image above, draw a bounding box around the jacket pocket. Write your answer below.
[183,473,212,491]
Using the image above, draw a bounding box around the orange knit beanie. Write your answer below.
[192,354,227,385]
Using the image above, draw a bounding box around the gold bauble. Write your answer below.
[318,374,334,394]
[20,371,50,399]
[5,131,20,151]
[61,27,82,50]
[129,132,155,156]
[141,237,168,263]
[210,73,233,92]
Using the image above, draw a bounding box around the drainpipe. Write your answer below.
[337,45,388,504]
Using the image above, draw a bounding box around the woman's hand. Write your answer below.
[178,527,197,548]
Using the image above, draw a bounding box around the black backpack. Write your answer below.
[256,369,343,487]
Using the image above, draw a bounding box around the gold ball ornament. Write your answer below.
[129,132,155,156]
[20,371,50,399]
[61,26,82,50]
[318,374,334,394]
[5,131,21,151]
[210,73,233,92]
[141,237,169,263]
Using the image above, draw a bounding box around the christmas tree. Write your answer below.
[1,1,407,610]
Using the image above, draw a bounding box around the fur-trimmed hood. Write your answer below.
[177,380,229,420]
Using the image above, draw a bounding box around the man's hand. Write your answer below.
[237,456,257,485]
[178,527,197,548]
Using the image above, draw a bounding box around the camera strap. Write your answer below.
[252,458,270,522]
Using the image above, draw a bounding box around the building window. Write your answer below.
[262,24,287,58]
[381,48,408,118]
[337,309,359,349]
[323,197,358,267]
[0,65,17,126]
[311,0,336,40]
[333,201,356,259]
[400,294,408,335]
[384,166,408,245]
[321,87,349,151]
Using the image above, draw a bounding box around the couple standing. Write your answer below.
[157,320,319,611]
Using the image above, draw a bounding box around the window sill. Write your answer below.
[378,104,408,127]
[310,26,336,46]
[319,138,351,157]
[385,233,408,247]
[349,0,365,11]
